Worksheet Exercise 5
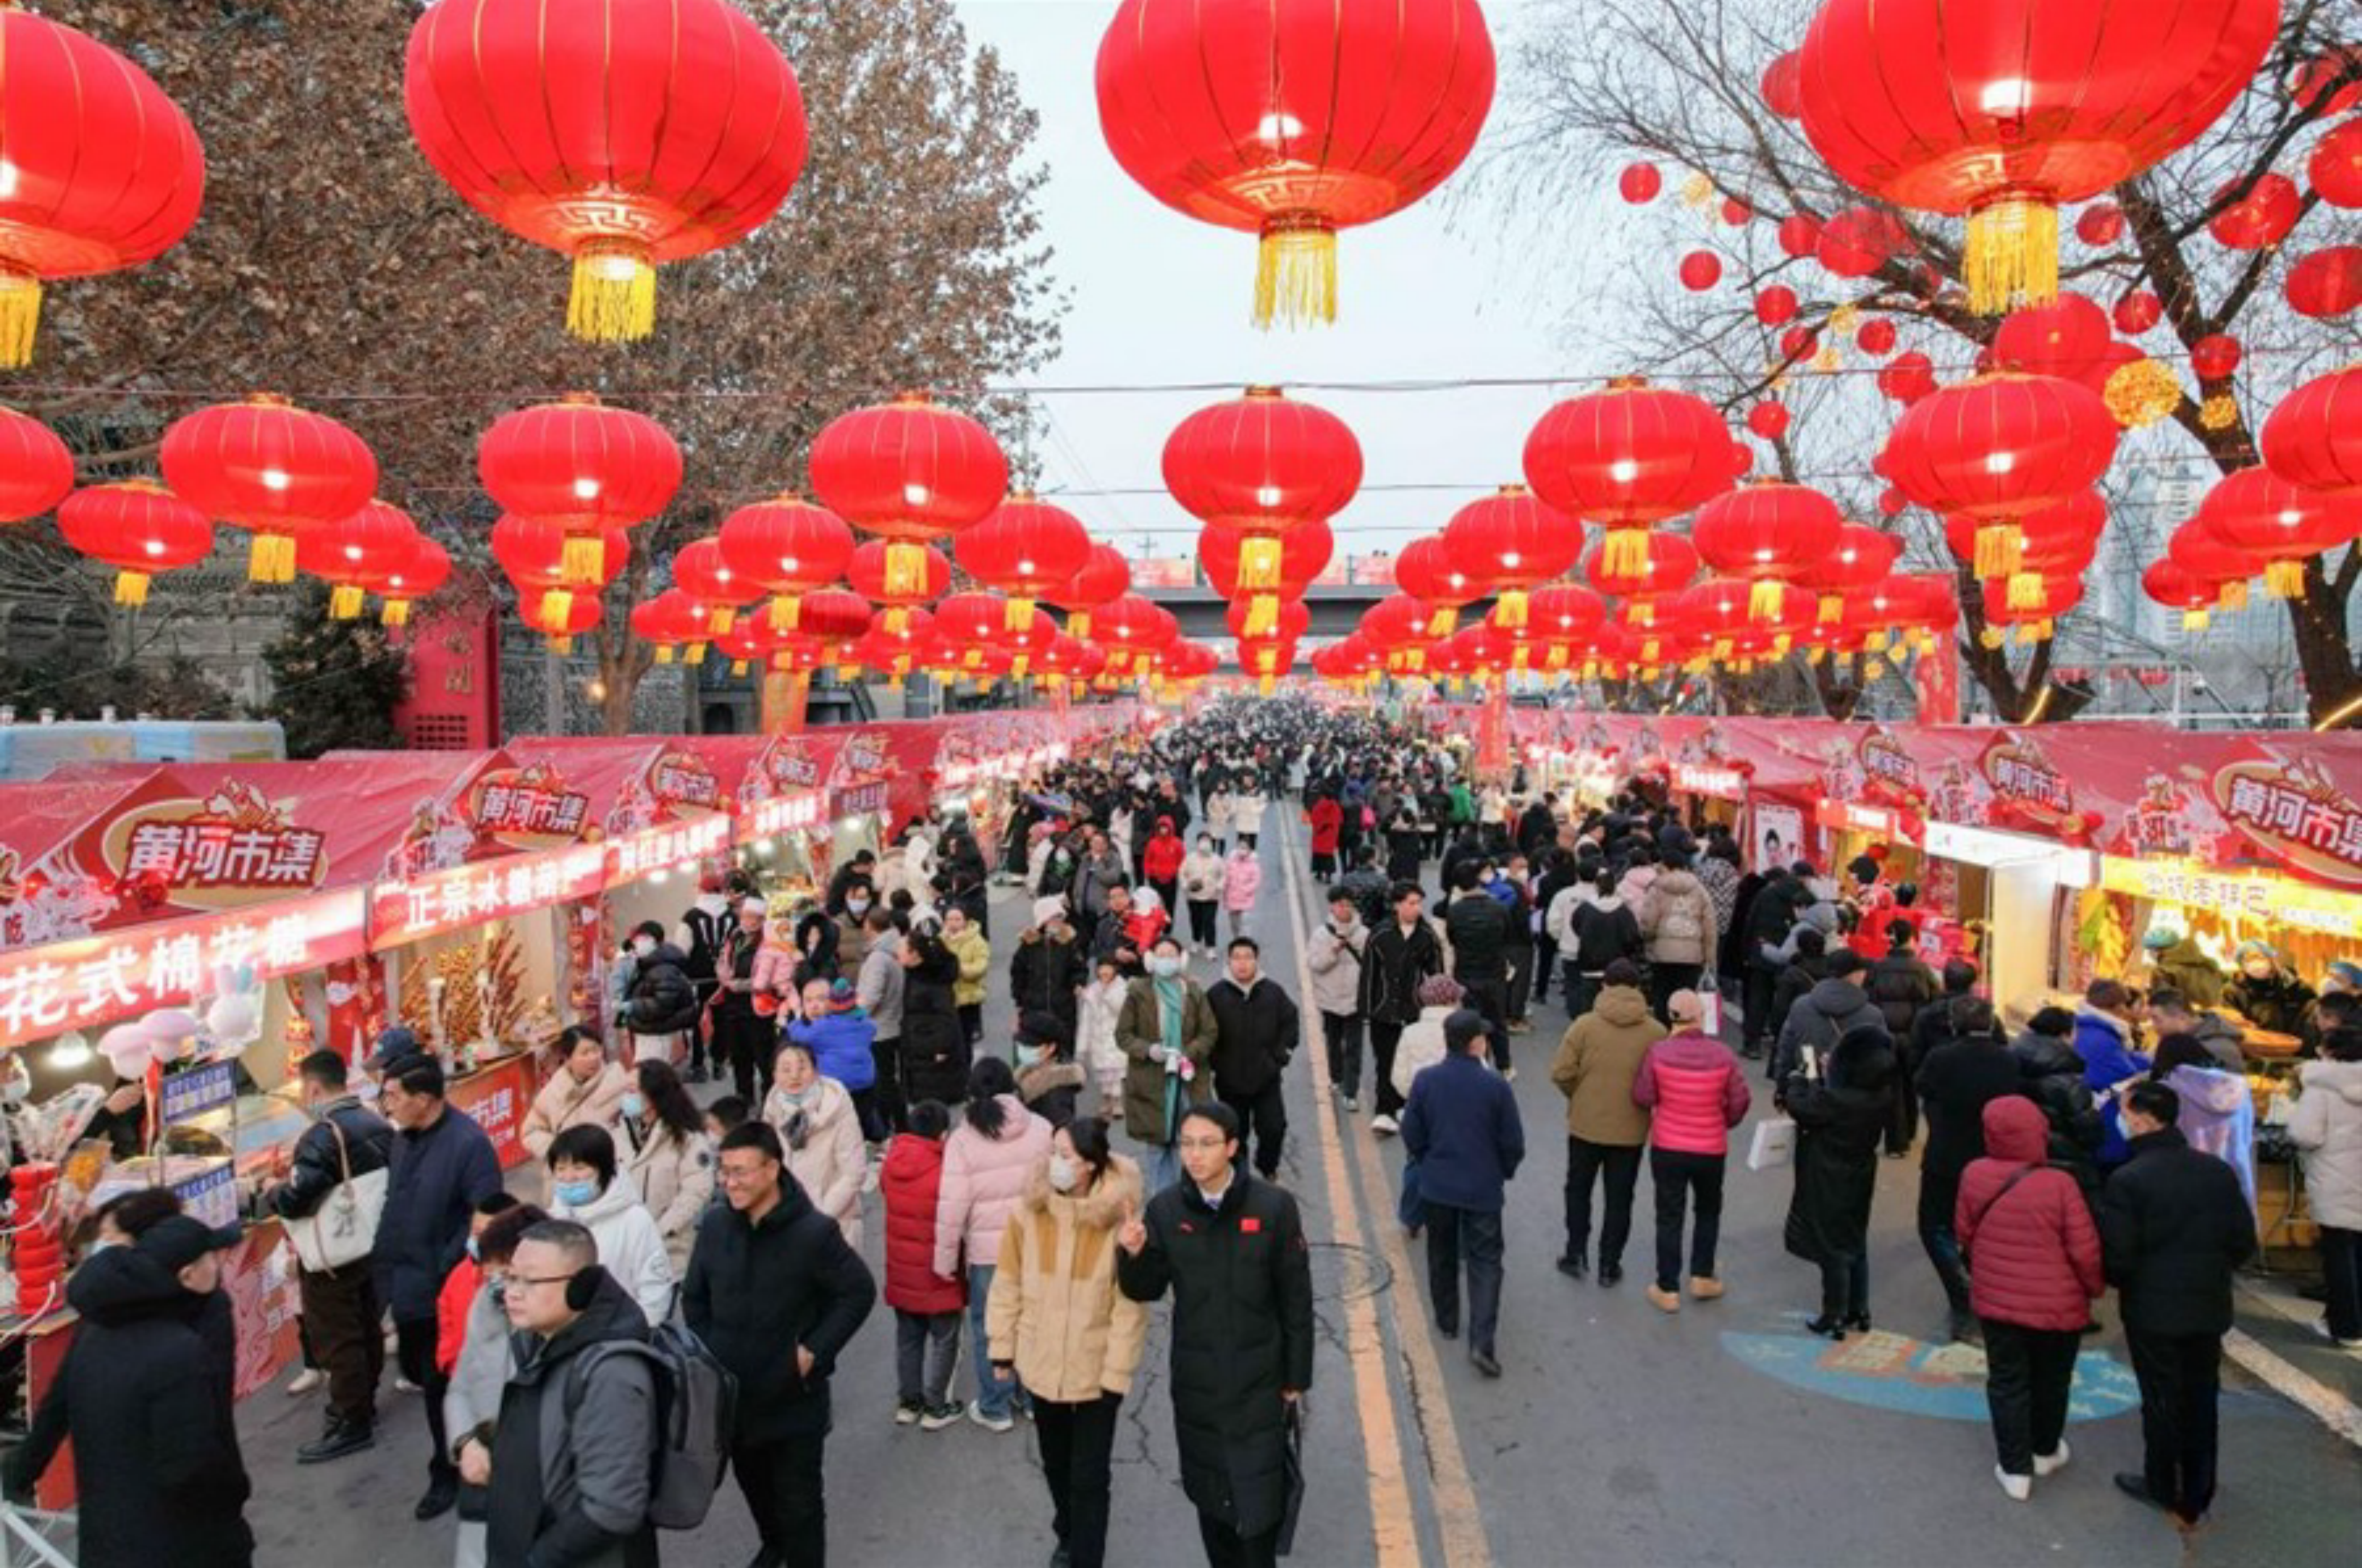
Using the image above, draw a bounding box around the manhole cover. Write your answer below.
[1307,1240,1392,1302]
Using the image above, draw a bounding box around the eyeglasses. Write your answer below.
[505,1271,579,1291]
[718,1164,774,1184]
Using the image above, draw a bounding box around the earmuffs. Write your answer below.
[565,1263,612,1312]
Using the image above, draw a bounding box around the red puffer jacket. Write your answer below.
[880,1133,966,1315]
[1955,1097,2103,1331]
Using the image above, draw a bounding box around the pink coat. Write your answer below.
[1631,1031,1751,1156]
[1222,854,1264,912]
[751,942,800,1002]
[933,1095,1053,1275]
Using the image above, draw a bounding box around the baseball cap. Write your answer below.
[367,1026,424,1072]
[1667,989,1704,1025]
[137,1214,242,1273]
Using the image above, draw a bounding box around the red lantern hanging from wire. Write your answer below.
[1692,481,1844,622]
[479,394,682,585]
[297,500,421,620]
[1440,485,1586,629]
[846,537,950,637]
[672,537,762,635]
[1524,379,1736,578]
[810,392,1009,608]
[1045,543,1132,642]
[955,493,1094,634]
[57,480,212,606]
[161,394,378,584]
[1881,373,2118,578]
[379,533,452,628]
[2196,467,2362,599]
[718,494,856,635]
[0,406,74,521]
[1389,533,1477,637]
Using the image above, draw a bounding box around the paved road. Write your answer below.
[239,800,2362,1567]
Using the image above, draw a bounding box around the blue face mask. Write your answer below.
[553,1178,599,1209]
[620,1092,647,1121]
[464,1236,480,1262]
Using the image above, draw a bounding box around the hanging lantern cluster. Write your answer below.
[1164,386,1361,639]
[957,494,1093,634]
[719,495,857,635]
[1691,481,1843,624]
[294,500,424,620]
[479,394,682,597]
[1442,485,1584,629]
[811,392,1009,620]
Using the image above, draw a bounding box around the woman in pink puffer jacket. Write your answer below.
[934,1059,1053,1427]
[1222,844,1264,942]
[750,916,801,1007]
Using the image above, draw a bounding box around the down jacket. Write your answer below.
[880,1132,965,1315]
[761,1077,867,1250]
[986,1154,1150,1403]
[1780,1032,1893,1269]
[1639,869,1717,966]
[1305,917,1368,1016]
[521,1059,632,1161]
[788,1008,878,1094]
[1549,985,1666,1145]
[625,942,701,1037]
[267,1094,395,1228]
[1633,1030,1751,1156]
[548,1170,678,1329]
[2291,1057,2362,1230]
[623,1120,716,1277]
[1954,1097,2103,1332]
[2073,1008,2152,1166]
[934,1095,1054,1276]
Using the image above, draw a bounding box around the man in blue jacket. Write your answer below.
[2074,980,2153,1169]
[1401,1008,1526,1377]
[373,1051,502,1521]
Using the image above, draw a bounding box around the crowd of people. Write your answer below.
[9,696,2359,1568]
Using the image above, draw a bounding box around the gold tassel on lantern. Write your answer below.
[1640,636,1662,664]
[248,532,297,585]
[1866,629,1891,653]
[328,584,366,620]
[2006,571,2047,611]
[2218,579,2249,612]
[382,599,412,627]
[1979,625,2006,649]
[1005,596,1035,633]
[654,646,676,665]
[1425,605,1459,638]
[1630,599,1654,628]
[769,596,801,633]
[1818,594,1843,625]
[882,540,928,599]
[707,607,736,636]
[882,605,909,636]
[562,534,608,586]
[730,659,751,676]
[1068,611,1091,640]
[1963,195,2060,314]
[567,239,658,344]
[1771,633,1793,657]
[1254,215,1338,330]
[1237,536,1284,591]
[1243,594,1279,638]
[1746,580,1784,622]
[1495,588,1530,629]
[2183,608,2210,632]
[0,266,43,368]
[538,589,575,635]
[1974,523,2022,579]
[1604,528,1650,579]
[685,643,707,665]
[549,635,575,656]
[1711,637,1734,661]
[2266,559,2308,599]
[113,570,151,607]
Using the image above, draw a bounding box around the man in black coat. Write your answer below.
[687,1120,878,1568]
[1912,997,2023,1343]
[1361,883,1446,1134]
[1741,870,1805,1058]
[5,1217,252,1568]
[1118,1104,1315,1568]
[265,1048,396,1464]
[374,1053,503,1520]
[2099,1082,2259,1528]
[1864,923,1940,1155]
[1445,867,1515,1074]
[1206,938,1302,1181]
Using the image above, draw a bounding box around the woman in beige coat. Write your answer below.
[622,1058,716,1275]
[986,1116,1147,1568]
[762,1037,868,1249]
[519,1028,631,1161]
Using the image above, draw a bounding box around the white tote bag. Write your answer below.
[288,1119,389,1274]
[1746,1116,1797,1173]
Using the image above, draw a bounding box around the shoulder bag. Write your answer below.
[288,1117,390,1274]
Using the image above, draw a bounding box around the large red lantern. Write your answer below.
[404,0,807,343]
[1941,490,2105,602]
[58,481,214,606]
[1045,543,1132,640]
[298,501,421,620]
[2313,119,2362,210]
[2168,517,2267,610]
[1441,485,1585,628]
[161,395,377,584]
[478,395,683,583]
[1797,0,2279,311]
[1390,533,1477,636]
[2143,559,2222,632]
[0,8,205,367]
[380,533,453,628]
[1882,374,2117,574]
[810,392,1009,603]
[672,537,762,634]
[631,590,711,665]
[1524,379,1736,577]
[0,407,73,521]
[2197,467,2362,599]
[2262,366,2362,501]
[1797,522,1903,625]
[2286,246,2362,319]
[718,494,856,633]
[1693,482,1844,622]
[1095,0,1496,327]
[1583,530,1700,614]
[1164,387,1362,592]
[956,494,1093,632]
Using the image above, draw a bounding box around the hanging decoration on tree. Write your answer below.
[2261,364,2361,502]
[1095,0,1497,328]
[404,0,809,343]
[161,395,378,584]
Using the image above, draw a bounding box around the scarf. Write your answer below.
[1155,976,1186,1142]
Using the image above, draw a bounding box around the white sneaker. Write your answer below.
[1370,1113,1399,1136]
[285,1367,325,1397]
[394,1376,422,1394]
[2033,1441,2070,1477]
[967,1400,1015,1434]
[1994,1466,2031,1501]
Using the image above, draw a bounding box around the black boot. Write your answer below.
[297,1416,375,1465]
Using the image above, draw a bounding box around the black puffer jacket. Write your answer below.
[4,1249,252,1568]
[1010,929,1086,1034]
[626,942,701,1035]
[2011,1029,2105,1170]
[2098,1127,2258,1338]
[1864,951,1938,1041]
[684,1175,877,1445]
[1445,892,1512,981]
[1117,1174,1314,1538]
[267,1095,396,1225]
[899,942,971,1108]
[1361,917,1445,1026]
[1206,976,1301,1099]
[1780,1033,1893,1267]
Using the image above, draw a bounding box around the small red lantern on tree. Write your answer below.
[161,394,378,585]
[2286,246,2362,319]
[58,480,213,606]
[1619,162,1662,204]
[0,406,74,521]
[2312,119,2362,210]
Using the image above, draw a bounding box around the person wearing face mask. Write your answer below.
[439,1201,542,1568]
[2225,940,2316,1040]
[673,869,734,1083]
[542,1124,677,1326]
[833,877,878,975]
[263,1048,397,1466]
[1014,1010,1087,1128]
[620,1058,716,1276]
[1180,834,1226,960]
[521,1028,632,1164]
[714,895,774,1104]
[620,920,699,1068]
[3,1215,252,1568]
[936,1057,1055,1432]
[763,1038,868,1248]
[988,1117,1147,1568]
[1119,936,1221,1191]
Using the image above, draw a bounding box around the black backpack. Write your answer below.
[567,1321,739,1530]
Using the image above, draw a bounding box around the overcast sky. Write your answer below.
[950,0,1578,568]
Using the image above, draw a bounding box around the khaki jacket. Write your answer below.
[1116,977,1219,1143]
[1550,985,1667,1144]
[520,1059,630,1161]
[986,1154,1150,1403]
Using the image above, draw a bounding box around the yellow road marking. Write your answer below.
[1278,812,1490,1568]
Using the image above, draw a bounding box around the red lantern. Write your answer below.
[847,538,950,634]
[2262,365,2362,501]
[2075,203,2125,246]
[673,538,762,634]
[2142,559,2221,631]
[1877,351,1938,405]
[1883,375,2118,539]
[1941,489,2105,581]
[1778,325,1819,362]
[1225,598,1311,645]
[794,588,875,646]
[1797,0,2278,311]
[1045,543,1132,640]
[1095,0,1497,327]
[1816,205,1908,277]
[1692,481,1843,622]
[2112,290,2164,335]
[0,8,205,367]
[404,0,807,343]
[1777,213,1822,258]
[1164,387,1361,605]
[2208,172,2302,250]
[718,494,856,633]
[298,500,420,620]
[956,494,1092,631]
[1618,162,1662,204]
[2198,467,2362,598]
[1720,197,1753,227]
[1978,573,2082,641]
[1441,485,1585,627]
[479,394,683,584]
[379,534,452,627]
[1797,522,1904,625]
[810,392,1010,603]
[1761,51,1804,117]
[1678,250,1723,291]
[492,515,630,593]
[521,588,602,652]
[1524,379,1736,578]
[160,395,377,585]
[2287,246,2362,319]
[1878,486,1908,517]
[1754,285,1799,325]
[1746,401,1791,441]
[851,607,937,682]
[2168,517,2267,607]
[0,407,74,521]
[1387,533,1475,636]
[937,592,1057,673]
[1994,293,2114,387]
[57,480,212,606]
[1518,584,1608,659]
[630,590,711,664]
[2312,119,2362,210]
[2291,46,2362,114]
[1855,318,1898,357]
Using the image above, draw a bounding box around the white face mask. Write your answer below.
[633,937,656,958]
[1047,1154,1080,1193]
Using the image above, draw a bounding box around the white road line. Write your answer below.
[2223,1327,2362,1448]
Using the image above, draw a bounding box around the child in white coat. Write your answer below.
[1078,957,1129,1117]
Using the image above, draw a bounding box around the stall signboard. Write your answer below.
[1753,801,1806,874]
[1672,762,1747,801]
[171,1159,240,1229]
[2096,853,2362,940]
[1978,734,2097,839]
[96,781,331,910]
[447,1051,537,1169]
[369,844,607,951]
[0,886,368,1049]
[1925,820,2095,883]
[649,747,722,814]
[1820,798,1914,842]
[833,779,891,819]
[606,811,732,888]
[741,788,825,843]
[828,727,901,822]
[160,1059,237,1125]
[2210,753,2362,888]
[464,760,591,850]
[1853,724,1925,811]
